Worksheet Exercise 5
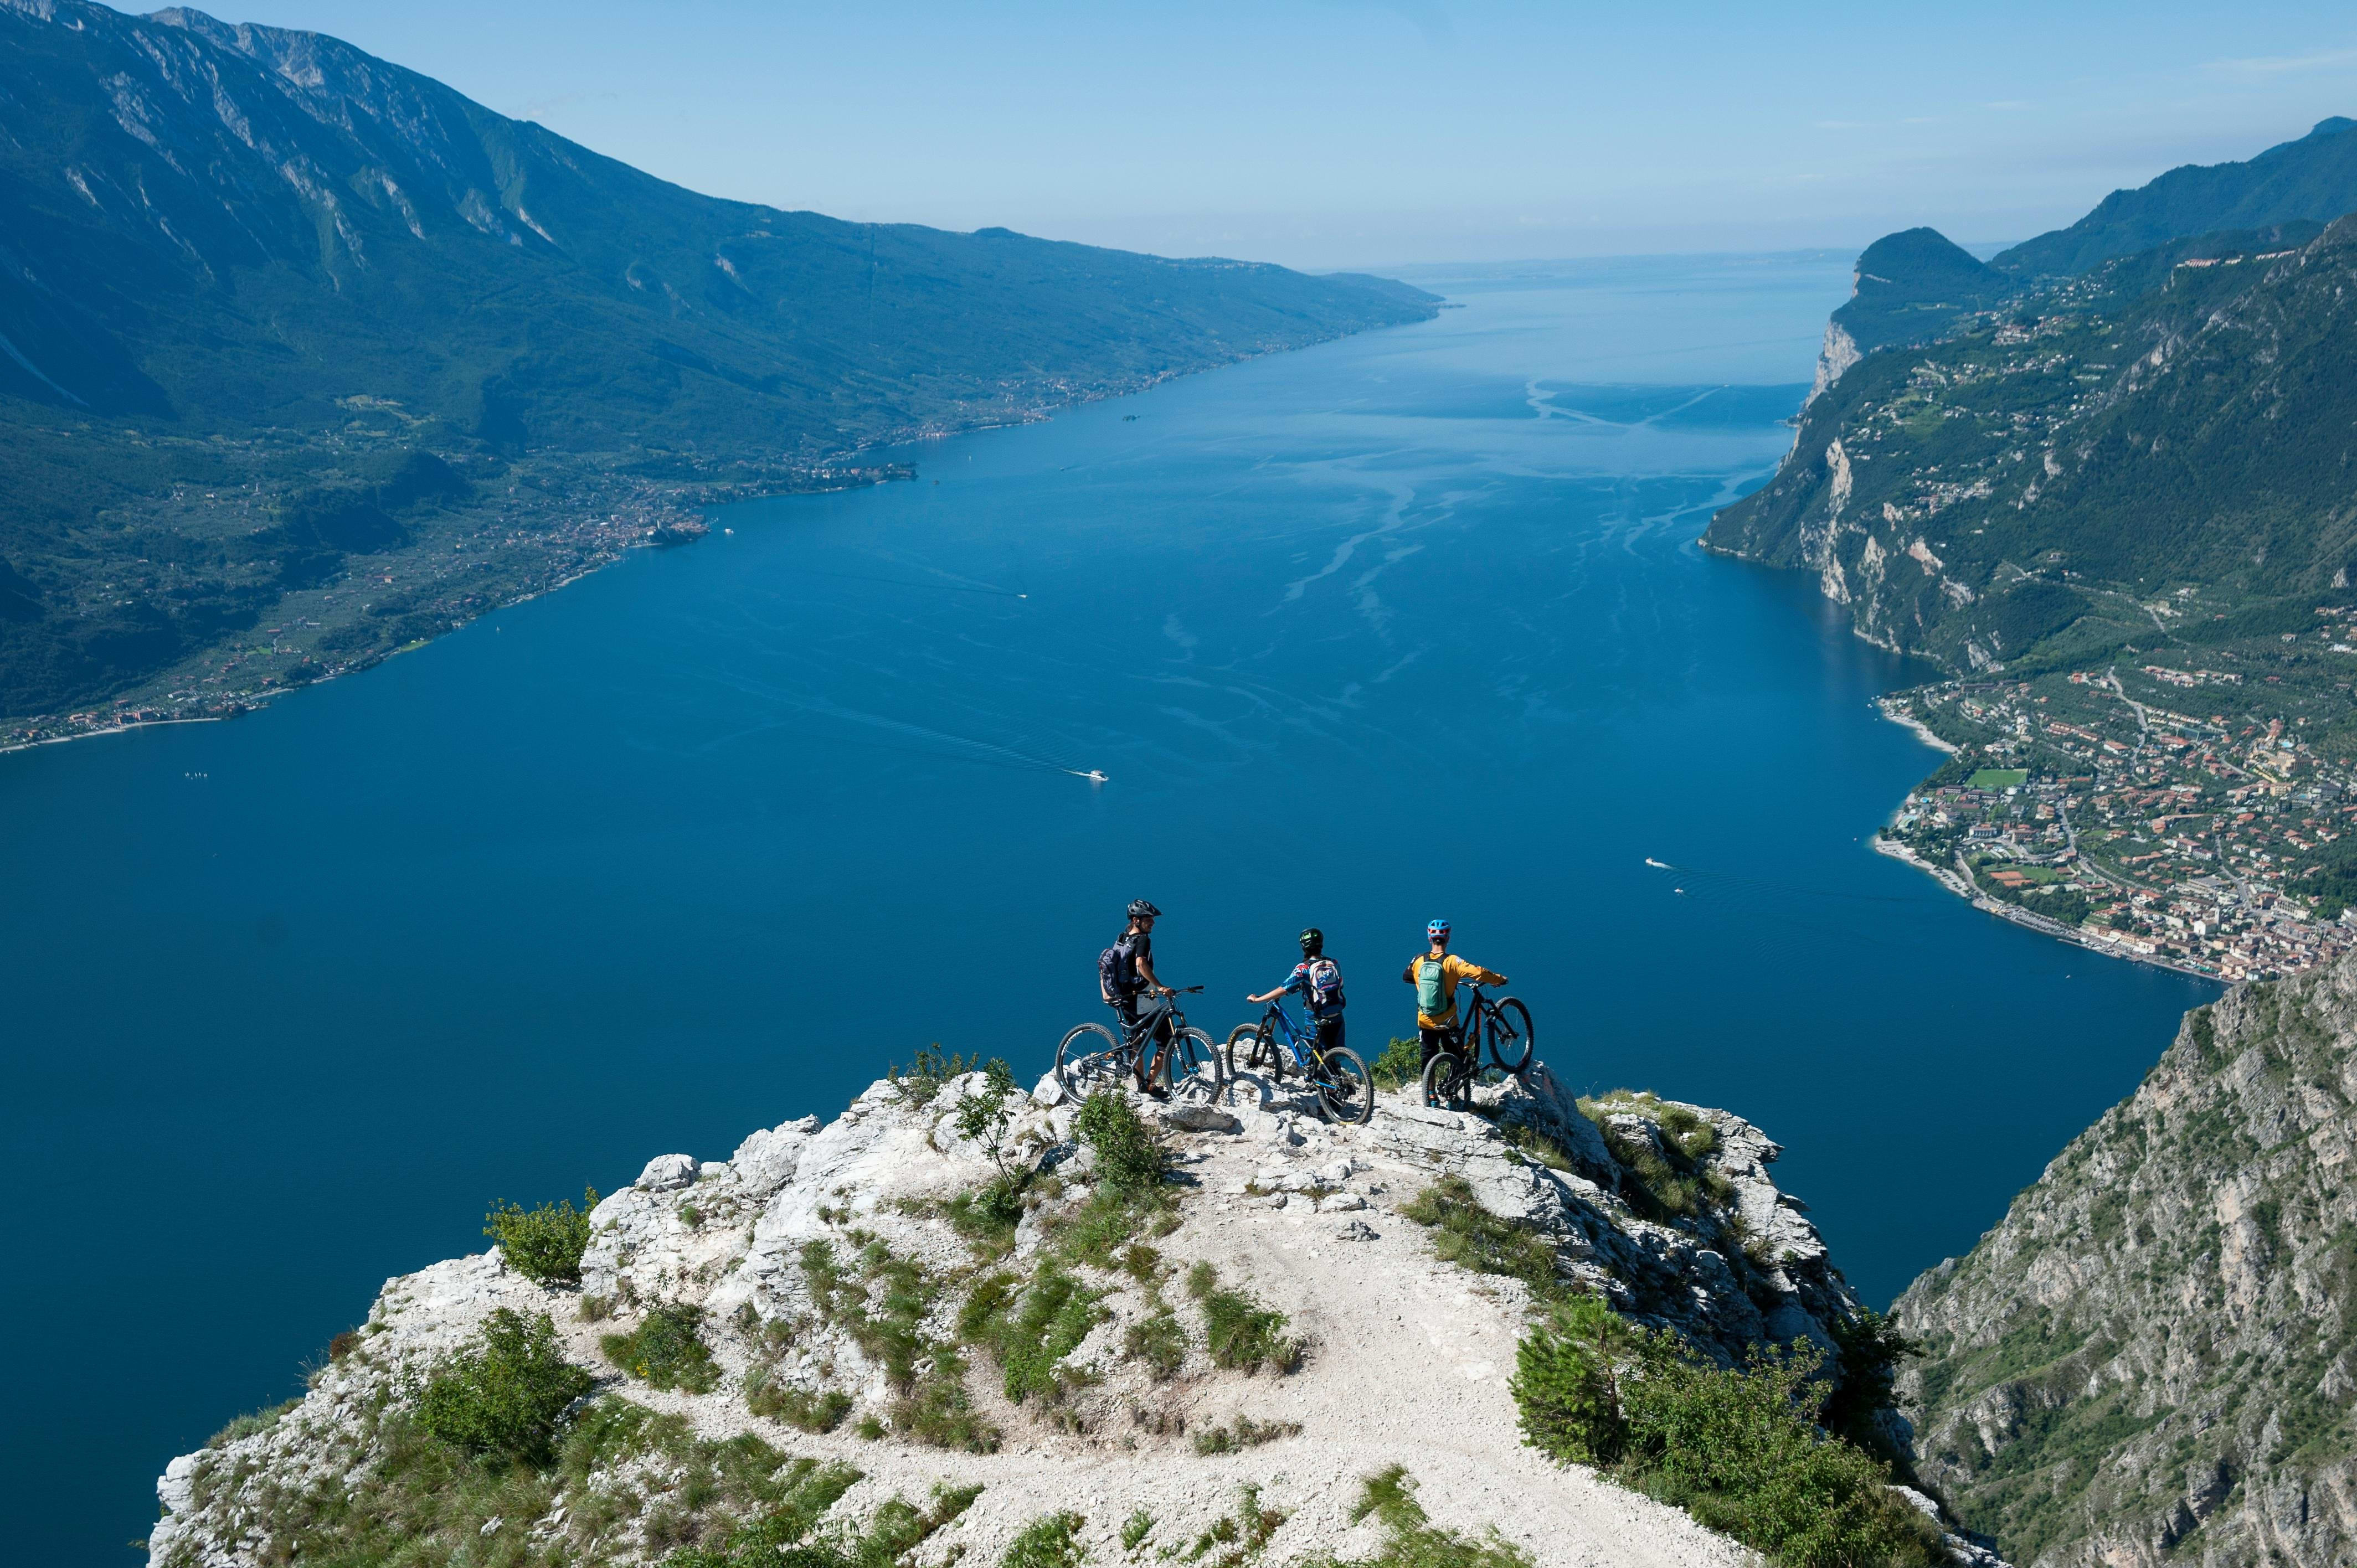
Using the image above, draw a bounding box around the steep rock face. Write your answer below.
[1895,949,2357,1566]
[1705,215,2357,674]
[146,1066,1897,1568]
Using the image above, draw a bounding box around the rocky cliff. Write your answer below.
[1895,948,2357,1566]
[146,1065,1985,1567]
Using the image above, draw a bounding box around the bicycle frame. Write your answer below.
[1257,997,1324,1069]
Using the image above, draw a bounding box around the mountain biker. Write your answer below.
[1403,919,1506,1092]
[1245,926,1347,1066]
[1100,899,1178,1098]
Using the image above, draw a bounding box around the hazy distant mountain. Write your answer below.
[0,0,1434,726]
[1995,116,2357,278]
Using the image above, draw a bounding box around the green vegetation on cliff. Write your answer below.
[1896,955,2357,1564]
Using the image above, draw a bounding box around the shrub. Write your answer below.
[1075,1089,1172,1195]
[953,1058,1023,1173]
[1002,1511,1089,1568]
[1820,1308,1924,1462]
[601,1302,720,1394]
[1512,1303,1942,1568]
[744,1370,853,1434]
[483,1187,599,1286]
[415,1308,593,1464]
[1399,1177,1565,1301]
[1188,1263,1299,1374]
[889,1047,978,1108]
[1313,1464,1532,1567]
[1125,1308,1188,1380]
[963,1262,1106,1404]
[1370,1037,1424,1091]
[1192,1415,1301,1454]
[1511,1295,1635,1464]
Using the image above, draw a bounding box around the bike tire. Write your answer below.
[1056,1022,1125,1101]
[1316,1047,1374,1125]
[1486,997,1536,1077]
[1167,1027,1226,1103]
[1421,1050,1471,1112]
[1224,1022,1273,1079]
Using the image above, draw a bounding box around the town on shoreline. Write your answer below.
[1872,624,2357,982]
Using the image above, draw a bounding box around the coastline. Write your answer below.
[1871,833,2224,983]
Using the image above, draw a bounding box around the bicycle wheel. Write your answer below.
[1485,998,1535,1077]
[1315,1047,1373,1125]
[1167,1027,1226,1103]
[1056,1022,1126,1100]
[1224,1022,1274,1079]
[1421,1050,1471,1112]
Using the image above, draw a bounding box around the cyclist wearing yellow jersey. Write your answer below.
[1403,918,1506,1086]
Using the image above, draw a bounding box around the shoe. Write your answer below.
[1145,1085,1171,1101]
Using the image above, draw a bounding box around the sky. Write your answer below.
[114,0,2357,269]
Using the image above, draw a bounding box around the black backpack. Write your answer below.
[1099,932,1143,997]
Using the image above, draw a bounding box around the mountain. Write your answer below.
[1705,214,2357,677]
[1893,949,2357,1566]
[0,0,1435,733]
[140,1067,1995,1567]
[1833,229,2006,357]
[1996,117,2357,280]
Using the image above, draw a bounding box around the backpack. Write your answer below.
[1303,956,1345,1012]
[1099,932,1143,998]
[1414,955,1449,1016]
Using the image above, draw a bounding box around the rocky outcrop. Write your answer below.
[1895,948,2357,1566]
[147,1065,1966,1567]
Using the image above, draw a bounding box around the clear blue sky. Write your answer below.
[126,1,2357,268]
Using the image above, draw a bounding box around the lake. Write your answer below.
[0,251,2215,1563]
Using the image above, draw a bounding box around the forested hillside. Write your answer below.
[0,0,1433,734]
[1707,216,2357,678]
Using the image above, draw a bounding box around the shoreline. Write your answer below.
[1871,834,2224,983]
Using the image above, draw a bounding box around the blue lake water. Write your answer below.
[2,251,2215,1563]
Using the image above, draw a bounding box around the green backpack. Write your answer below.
[1415,956,1450,1016]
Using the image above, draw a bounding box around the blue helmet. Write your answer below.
[1426,918,1450,940]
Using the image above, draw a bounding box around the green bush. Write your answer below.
[744,1370,853,1434]
[1125,1307,1188,1380]
[1512,1303,1942,1568]
[963,1262,1106,1404]
[1370,1037,1424,1091]
[415,1308,594,1464]
[1310,1464,1532,1567]
[889,1047,979,1109]
[1002,1511,1089,1568]
[1192,1415,1301,1454]
[1820,1309,1925,1464]
[1399,1177,1565,1302]
[483,1187,599,1286]
[601,1302,720,1394]
[1075,1089,1172,1195]
[1511,1296,1634,1464]
[1188,1263,1299,1374]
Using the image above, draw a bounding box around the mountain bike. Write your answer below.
[1223,998,1372,1125]
[1418,984,1536,1110]
[1056,987,1223,1104]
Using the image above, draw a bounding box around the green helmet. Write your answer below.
[1298,927,1324,955]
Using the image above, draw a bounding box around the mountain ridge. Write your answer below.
[0,0,1435,734]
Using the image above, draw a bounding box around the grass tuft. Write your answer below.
[601,1302,720,1394]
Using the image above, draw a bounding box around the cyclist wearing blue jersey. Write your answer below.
[1246,927,1347,1061]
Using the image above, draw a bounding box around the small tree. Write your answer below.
[1512,1294,1636,1464]
[484,1187,599,1286]
[950,1058,1021,1174]
[415,1308,591,1464]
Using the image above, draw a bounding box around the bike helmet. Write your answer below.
[1298,927,1324,954]
[1128,899,1163,921]
[1426,918,1451,940]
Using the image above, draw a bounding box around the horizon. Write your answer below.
[95,0,2357,271]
